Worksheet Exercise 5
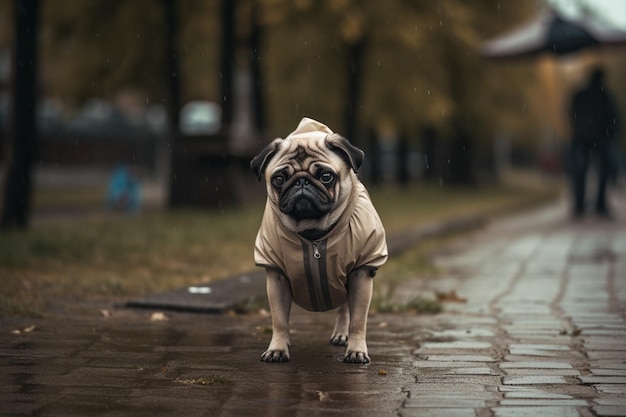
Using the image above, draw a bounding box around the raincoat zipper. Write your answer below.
[312,241,321,259]
[301,239,331,311]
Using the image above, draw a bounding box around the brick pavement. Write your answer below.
[1,194,625,417]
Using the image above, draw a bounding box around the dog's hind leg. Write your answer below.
[343,268,373,364]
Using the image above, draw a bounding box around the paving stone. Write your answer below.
[584,335,626,343]
[588,351,626,360]
[504,328,564,337]
[499,305,553,315]
[591,385,626,394]
[585,362,626,370]
[579,324,626,331]
[413,361,488,368]
[499,385,596,397]
[595,398,626,405]
[580,329,626,336]
[508,348,560,357]
[429,329,495,338]
[509,344,570,351]
[420,355,497,362]
[409,391,500,400]
[499,399,588,406]
[517,339,577,347]
[507,317,564,326]
[593,406,626,417]
[508,350,583,362]
[492,406,580,417]
[591,369,626,376]
[433,315,498,325]
[579,376,626,384]
[404,398,486,408]
[442,304,492,315]
[409,383,489,393]
[500,362,573,369]
[500,387,574,399]
[400,408,478,417]
[415,341,492,351]
[568,314,623,323]
[502,369,580,377]
[446,367,495,375]
[584,341,626,351]
[503,376,568,385]
[415,376,502,385]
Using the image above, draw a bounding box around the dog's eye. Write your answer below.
[319,171,335,184]
[271,174,286,187]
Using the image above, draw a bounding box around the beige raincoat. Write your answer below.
[254,174,387,312]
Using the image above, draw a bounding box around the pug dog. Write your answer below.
[251,117,387,364]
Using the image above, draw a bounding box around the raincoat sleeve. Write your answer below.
[355,222,388,272]
[253,200,284,272]
[350,187,388,273]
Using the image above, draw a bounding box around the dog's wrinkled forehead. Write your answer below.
[250,117,363,181]
[270,136,343,174]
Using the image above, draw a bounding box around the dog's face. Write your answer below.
[251,133,364,234]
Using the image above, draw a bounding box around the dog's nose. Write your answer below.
[295,178,309,187]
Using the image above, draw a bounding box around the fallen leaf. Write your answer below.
[316,390,330,401]
[378,369,387,376]
[435,290,467,303]
[10,325,36,335]
[150,312,168,322]
[256,325,272,334]
[22,325,36,333]
[100,310,112,318]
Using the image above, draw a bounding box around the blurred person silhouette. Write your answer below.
[569,67,620,219]
[107,164,141,213]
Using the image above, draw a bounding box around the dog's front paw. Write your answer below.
[261,349,290,363]
[343,350,370,364]
[330,333,348,346]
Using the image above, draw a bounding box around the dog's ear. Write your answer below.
[326,134,364,172]
[251,138,282,181]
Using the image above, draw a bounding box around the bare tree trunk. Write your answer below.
[1,0,39,230]
[250,1,265,132]
[344,36,366,143]
[220,0,236,129]
[163,0,182,207]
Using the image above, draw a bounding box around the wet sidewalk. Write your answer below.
[2,195,625,417]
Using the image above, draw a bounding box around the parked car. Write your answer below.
[179,100,221,136]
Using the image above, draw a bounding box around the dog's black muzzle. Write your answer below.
[279,174,332,220]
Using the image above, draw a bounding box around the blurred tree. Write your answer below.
[34,1,221,107]
[220,0,236,127]
[1,0,39,230]
[1,0,541,141]
[258,1,538,139]
[253,0,541,185]
[39,1,165,105]
[249,1,266,131]
[0,0,555,203]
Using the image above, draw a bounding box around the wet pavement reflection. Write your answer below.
[1,306,420,416]
[2,198,626,416]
